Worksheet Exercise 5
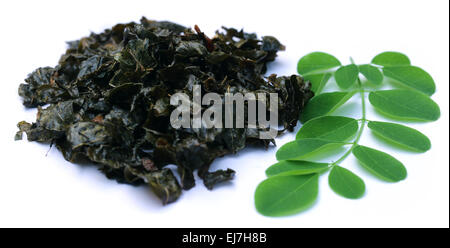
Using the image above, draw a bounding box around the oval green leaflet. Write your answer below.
[255,174,319,217]
[369,89,440,121]
[266,160,329,177]
[296,116,358,142]
[371,51,411,67]
[383,66,436,96]
[276,138,345,161]
[303,73,332,94]
[352,145,407,182]
[300,91,356,123]
[358,64,383,85]
[368,121,431,152]
[297,52,341,75]
[335,64,359,89]
[328,165,365,199]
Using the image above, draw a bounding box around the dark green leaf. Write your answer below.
[352,145,407,182]
[334,64,359,89]
[175,41,208,57]
[297,52,341,75]
[300,91,356,123]
[255,174,319,216]
[266,161,329,177]
[383,66,436,95]
[371,51,411,67]
[368,121,431,152]
[296,116,358,142]
[369,89,440,121]
[329,166,365,199]
[15,19,314,205]
[359,64,383,85]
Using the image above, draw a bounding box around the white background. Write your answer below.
[0,0,448,228]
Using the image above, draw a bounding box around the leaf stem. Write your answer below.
[331,78,366,166]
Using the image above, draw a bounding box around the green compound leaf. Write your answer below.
[368,121,431,152]
[371,51,411,67]
[359,64,383,85]
[383,66,436,96]
[335,64,359,89]
[296,116,358,142]
[266,161,329,177]
[276,138,345,161]
[303,73,332,94]
[255,174,319,217]
[329,165,365,199]
[300,91,356,123]
[369,89,440,121]
[255,51,441,217]
[297,52,341,75]
[352,145,407,182]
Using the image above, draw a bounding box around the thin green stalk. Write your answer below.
[331,78,366,166]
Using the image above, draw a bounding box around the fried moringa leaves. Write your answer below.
[16,17,313,204]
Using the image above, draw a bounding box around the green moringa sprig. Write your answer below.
[254,51,440,217]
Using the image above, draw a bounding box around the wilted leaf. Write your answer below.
[16,18,314,204]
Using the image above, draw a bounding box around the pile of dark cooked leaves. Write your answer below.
[16,17,313,204]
